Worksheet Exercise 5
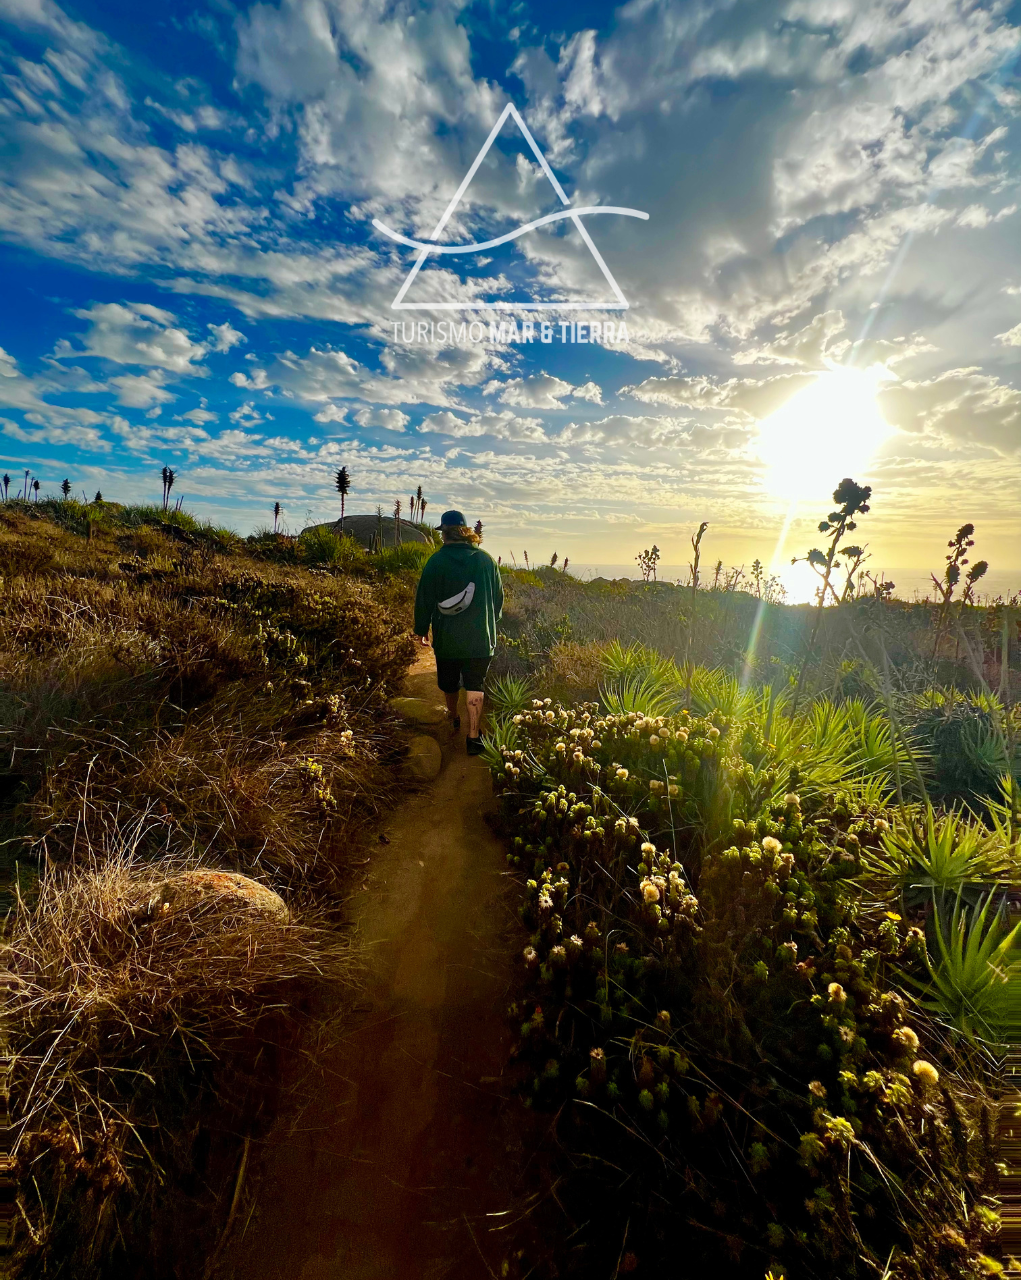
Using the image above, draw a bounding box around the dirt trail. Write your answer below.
[230,650,531,1280]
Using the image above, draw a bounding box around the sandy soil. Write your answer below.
[228,651,534,1280]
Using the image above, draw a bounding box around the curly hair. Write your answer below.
[441,524,481,545]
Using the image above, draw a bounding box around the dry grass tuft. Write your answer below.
[4,812,359,1277]
[0,507,421,1275]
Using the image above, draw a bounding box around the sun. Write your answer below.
[755,366,896,502]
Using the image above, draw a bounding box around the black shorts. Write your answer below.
[436,655,491,693]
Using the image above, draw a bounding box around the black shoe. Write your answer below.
[465,735,484,756]
[451,716,461,730]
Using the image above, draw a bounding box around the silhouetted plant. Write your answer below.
[474,519,483,540]
[550,552,558,568]
[792,477,872,706]
[2,474,9,501]
[407,485,424,522]
[334,466,350,534]
[635,545,660,583]
[273,502,281,534]
[962,560,988,605]
[838,544,870,602]
[161,466,176,511]
[60,479,71,500]
[931,523,988,666]
[393,499,401,546]
[862,569,895,601]
[32,479,40,502]
[689,521,708,602]
[21,470,29,500]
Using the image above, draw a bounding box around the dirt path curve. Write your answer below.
[230,650,532,1280]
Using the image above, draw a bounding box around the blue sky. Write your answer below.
[0,0,1019,592]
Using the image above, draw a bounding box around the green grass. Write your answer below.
[370,541,435,574]
[297,526,368,568]
[117,503,204,532]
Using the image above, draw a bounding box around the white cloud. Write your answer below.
[1,417,110,451]
[229,368,271,390]
[313,403,347,424]
[229,401,265,425]
[418,409,546,441]
[419,410,475,436]
[353,406,409,432]
[180,406,218,425]
[58,303,208,373]
[734,311,847,368]
[995,323,1021,347]
[108,372,175,409]
[486,373,574,409]
[207,322,247,353]
[880,368,1021,455]
[625,371,815,421]
[572,381,604,405]
[235,342,499,411]
[559,414,693,448]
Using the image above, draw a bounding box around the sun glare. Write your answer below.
[756,366,895,503]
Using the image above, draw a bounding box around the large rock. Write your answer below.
[390,696,447,726]
[405,734,443,781]
[150,870,289,924]
[300,514,433,550]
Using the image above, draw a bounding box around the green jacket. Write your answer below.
[414,543,504,660]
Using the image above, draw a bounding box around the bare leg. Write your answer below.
[443,689,459,723]
[466,690,484,738]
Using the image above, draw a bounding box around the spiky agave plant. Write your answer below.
[960,713,1021,788]
[863,805,1011,908]
[985,775,1021,851]
[600,675,678,719]
[487,674,535,719]
[688,666,758,719]
[903,888,1021,1046]
[481,717,522,772]
[600,640,679,688]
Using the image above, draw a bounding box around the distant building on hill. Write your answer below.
[300,513,434,550]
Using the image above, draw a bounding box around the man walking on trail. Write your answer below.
[414,510,503,756]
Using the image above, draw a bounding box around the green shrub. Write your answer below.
[904,887,1021,1045]
[245,529,301,564]
[487,699,1006,1279]
[117,504,203,534]
[297,526,368,569]
[198,524,242,552]
[370,541,434,575]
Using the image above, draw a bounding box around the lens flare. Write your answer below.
[756,366,896,502]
